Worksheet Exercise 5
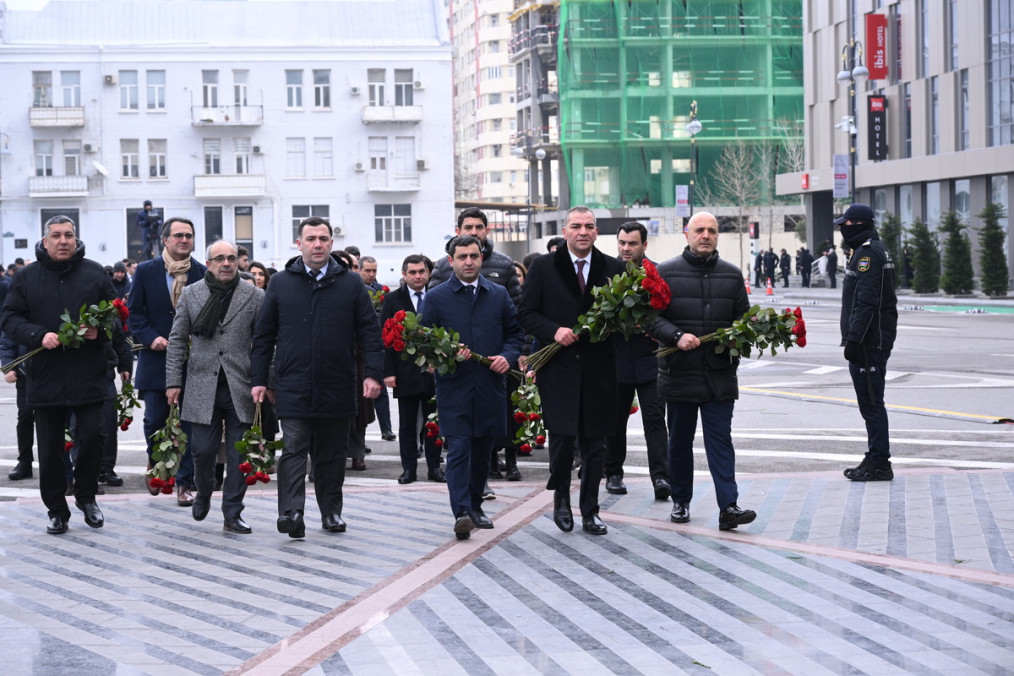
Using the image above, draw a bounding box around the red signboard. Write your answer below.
[801,173,809,190]
[866,13,889,80]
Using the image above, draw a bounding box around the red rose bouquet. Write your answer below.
[116,380,140,431]
[148,403,185,494]
[2,299,125,374]
[368,285,390,310]
[235,402,281,485]
[511,373,546,451]
[526,260,671,371]
[657,305,806,360]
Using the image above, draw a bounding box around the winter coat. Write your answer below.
[421,274,523,437]
[840,228,898,352]
[251,255,383,419]
[429,237,522,306]
[650,247,750,403]
[0,240,124,407]
[613,255,661,385]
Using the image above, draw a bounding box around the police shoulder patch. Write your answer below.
[857,257,871,272]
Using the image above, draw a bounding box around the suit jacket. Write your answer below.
[517,245,624,437]
[421,275,523,438]
[127,256,206,391]
[165,280,264,426]
[380,285,434,399]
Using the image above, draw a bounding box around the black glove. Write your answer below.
[843,341,863,363]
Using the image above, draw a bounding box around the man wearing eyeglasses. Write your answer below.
[165,240,263,533]
[127,217,207,506]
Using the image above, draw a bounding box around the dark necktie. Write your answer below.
[414,291,424,313]
[576,259,587,294]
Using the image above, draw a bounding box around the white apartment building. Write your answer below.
[0,0,453,282]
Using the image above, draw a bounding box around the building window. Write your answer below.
[148,139,167,178]
[60,71,80,107]
[235,137,251,174]
[286,137,306,177]
[989,0,1014,146]
[902,83,912,159]
[898,184,914,228]
[889,4,901,84]
[147,70,166,110]
[313,69,331,108]
[63,140,81,175]
[120,139,139,178]
[394,69,413,106]
[487,66,502,79]
[119,70,138,110]
[489,92,502,105]
[374,204,412,243]
[291,204,329,240]
[34,140,53,176]
[490,171,503,183]
[234,70,249,106]
[313,137,333,177]
[959,69,970,151]
[286,70,303,108]
[369,136,388,171]
[33,71,52,106]
[203,138,221,175]
[202,70,219,108]
[929,76,939,155]
[925,181,942,227]
[989,175,1009,237]
[918,0,929,78]
[947,0,959,70]
[492,144,502,158]
[954,179,971,223]
[368,68,386,106]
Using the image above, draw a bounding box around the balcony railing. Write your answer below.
[28,174,88,196]
[194,174,266,197]
[29,106,85,127]
[191,105,264,126]
[361,105,423,124]
[367,172,421,192]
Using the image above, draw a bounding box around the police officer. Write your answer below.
[836,204,898,481]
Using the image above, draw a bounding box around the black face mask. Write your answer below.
[839,222,869,245]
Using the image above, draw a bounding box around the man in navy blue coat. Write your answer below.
[422,236,523,540]
[127,217,206,505]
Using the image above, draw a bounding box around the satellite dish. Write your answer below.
[92,160,109,177]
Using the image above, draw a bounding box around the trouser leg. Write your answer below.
[666,402,699,504]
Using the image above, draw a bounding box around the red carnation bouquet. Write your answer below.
[2,299,126,374]
[235,402,281,485]
[525,260,671,371]
[657,305,806,360]
[383,310,523,380]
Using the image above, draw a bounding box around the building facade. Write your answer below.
[0,0,453,281]
[776,0,1014,287]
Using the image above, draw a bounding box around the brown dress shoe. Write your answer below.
[351,458,366,471]
[177,485,195,506]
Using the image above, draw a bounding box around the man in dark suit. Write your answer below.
[127,217,207,506]
[518,206,625,535]
[380,254,445,485]
[422,236,523,540]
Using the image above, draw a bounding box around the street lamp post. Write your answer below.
[836,39,869,203]
[513,143,546,241]
[684,100,702,217]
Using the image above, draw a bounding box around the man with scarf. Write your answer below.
[166,240,263,532]
[836,204,898,482]
[0,215,130,534]
[128,217,207,506]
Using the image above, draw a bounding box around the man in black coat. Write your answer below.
[836,204,898,482]
[763,248,777,286]
[380,254,445,485]
[779,248,792,287]
[650,211,757,532]
[0,216,130,534]
[826,246,839,288]
[518,206,624,535]
[799,248,814,287]
[429,207,521,305]
[251,217,383,538]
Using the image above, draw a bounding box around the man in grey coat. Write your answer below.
[166,240,264,533]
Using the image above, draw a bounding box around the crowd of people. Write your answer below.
[0,202,897,540]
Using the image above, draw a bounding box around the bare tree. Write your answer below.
[704,140,763,269]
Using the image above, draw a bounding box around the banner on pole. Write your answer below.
[833,154,849,199]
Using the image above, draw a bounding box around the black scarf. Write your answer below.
[192,270,240,336]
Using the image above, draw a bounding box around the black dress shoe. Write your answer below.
[582,514,608,535]
[488,467,503,479]
[351,458,366,471]
[670,502,690,523]
[277,510,305,538]
[99,471,124,487]
[553,490,573,532]
[75,501,104,528]
[653,478,672,501]
[718,503,757,531]
[8,462,33,481]
[46,516,68,535]
[471,508,494,529]
[192,495,211,521]
[381,431,397,441]
[322,514,347,532]
[454,513,474,540]
[427,467,446,482]
[224,517,252,534]
[505,466,521,482]
[605,474,627,495]
[398,470,417,485]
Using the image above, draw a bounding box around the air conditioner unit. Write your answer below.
[104,74,117,86]
[333,225,344,237]
[252,145,262,155]
[416,159,427,171]
[83,143,95,153]
[413,80,424,90]
[350,85,361,96]
[354,161,365,172]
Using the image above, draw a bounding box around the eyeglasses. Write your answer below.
[170,232,194,240]
[209,255,238,264]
